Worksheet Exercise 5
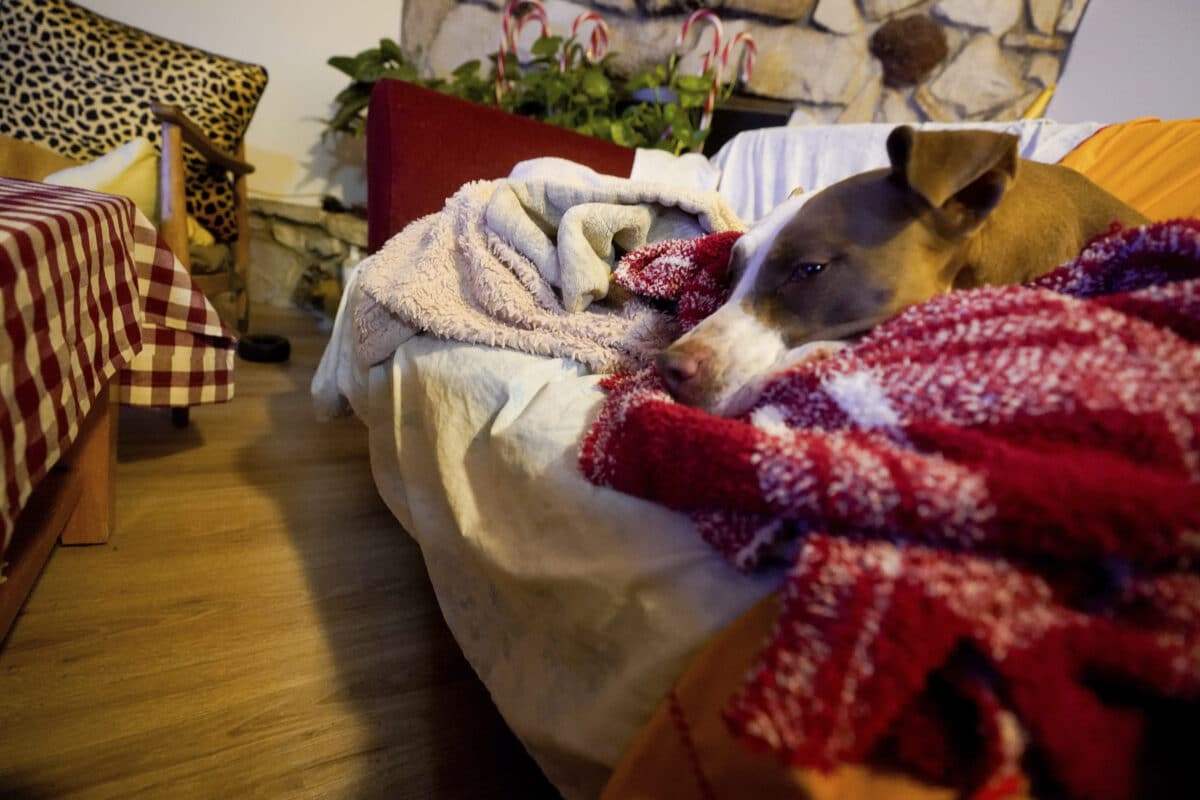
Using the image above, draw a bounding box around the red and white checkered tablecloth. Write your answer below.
[119,202,236,407]
[1,178,236,550]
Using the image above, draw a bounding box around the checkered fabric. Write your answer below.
[1,178,236,551]
[117,212,236,406]
[1,179,143,548]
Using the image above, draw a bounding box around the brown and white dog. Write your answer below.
[656,125,1148,416]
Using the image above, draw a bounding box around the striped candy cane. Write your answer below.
[675,9,724,76]
[587,20,610,62]
[720,31,757,86]
[704,31,756,134]
[560,11,610,70]
[675,10,725,133]
[496,0,550,101]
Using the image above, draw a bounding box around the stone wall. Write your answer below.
[404,0,1089,125]
[248,200,367,315]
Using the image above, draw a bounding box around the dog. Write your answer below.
[657,125,1148,416]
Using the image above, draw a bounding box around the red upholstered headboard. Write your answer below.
[366,79,637,252]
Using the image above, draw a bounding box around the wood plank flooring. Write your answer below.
[0,306,560,799]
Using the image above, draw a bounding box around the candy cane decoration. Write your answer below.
[587,20,610,62]
[720,31,757,86]
[704,31,756,134]
[675,9,724,77]
[560,11,610,71]
[675,10,725,133]
[496,0,550,101]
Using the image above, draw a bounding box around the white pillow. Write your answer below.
[44,137,159,219]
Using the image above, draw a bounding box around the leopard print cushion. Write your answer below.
[0,0,267,241]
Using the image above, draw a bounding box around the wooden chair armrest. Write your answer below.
[151,103,254,176]
[153,102,254,333]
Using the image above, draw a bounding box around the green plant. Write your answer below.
[326,38,418,137]
[326,35,726,155]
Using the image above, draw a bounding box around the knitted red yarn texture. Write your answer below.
[582,220,1200,799]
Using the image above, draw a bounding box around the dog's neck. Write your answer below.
[957,213,1057,289]
[952,169,1088,289]
[954,159,1147,290]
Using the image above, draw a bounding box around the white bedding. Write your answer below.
[685,118,1099,221]
[312,120,1109,798]
[319,271,776,798]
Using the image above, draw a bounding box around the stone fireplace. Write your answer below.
[404,0,1090,125]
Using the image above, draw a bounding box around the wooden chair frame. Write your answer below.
[151,103,254,336]
[149,104,255,428]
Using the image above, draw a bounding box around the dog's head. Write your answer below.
[657,125,1020,416]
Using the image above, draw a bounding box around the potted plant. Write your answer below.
[325,22,731,155]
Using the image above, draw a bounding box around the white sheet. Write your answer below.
[317,269,777,798]
[629,119,1105,222]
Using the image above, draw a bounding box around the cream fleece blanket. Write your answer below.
[353,173,745,372]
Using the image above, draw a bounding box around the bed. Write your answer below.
[313,110,1200,800]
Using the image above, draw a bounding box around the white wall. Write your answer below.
[79,0,403,206]
[1049,0,1200,123]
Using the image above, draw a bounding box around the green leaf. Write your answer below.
[355,62,385,83]
[531,35,562,58]
[379,38,405,64]
[343,50,386,82]
[327,55,360,79]
[452,60,482,80]
[326,93,370,132]
[626,72,655,91]
[581,68,611,100]
[663,104,689,125]
[560,42,583,71]
[610,120,636,148]
[675,74,712,93]
[334,83,370,104]
[381,63,419,82]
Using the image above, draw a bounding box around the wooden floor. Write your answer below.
[0,306,560,799]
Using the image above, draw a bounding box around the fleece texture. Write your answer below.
[353,174,744,371]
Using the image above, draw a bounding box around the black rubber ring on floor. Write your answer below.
[238,333,291,363]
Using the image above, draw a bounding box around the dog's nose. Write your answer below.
[656,349,701,399]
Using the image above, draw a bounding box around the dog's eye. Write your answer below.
[792,262,827,279]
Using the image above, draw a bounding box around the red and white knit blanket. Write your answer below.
[580,221,1200,799]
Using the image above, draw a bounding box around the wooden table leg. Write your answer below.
[0,470,83,640]
[59,389,116,545]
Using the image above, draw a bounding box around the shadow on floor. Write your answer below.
[232,308,560,799]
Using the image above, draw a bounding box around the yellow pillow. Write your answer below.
[0,133,80,180]
[44,137,159,220]
[42,137,216,247]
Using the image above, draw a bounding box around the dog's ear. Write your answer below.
[887,126,1019,235]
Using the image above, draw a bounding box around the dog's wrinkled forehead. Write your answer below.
[730,171,918,296]
[728,192,813,301]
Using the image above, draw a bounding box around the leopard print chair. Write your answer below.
[0,0,268,332]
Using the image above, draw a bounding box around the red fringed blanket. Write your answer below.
[580,221,1200,799]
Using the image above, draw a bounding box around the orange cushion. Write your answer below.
[1059,117,1200,221]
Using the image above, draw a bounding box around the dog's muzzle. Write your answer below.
[656,346,707,407]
